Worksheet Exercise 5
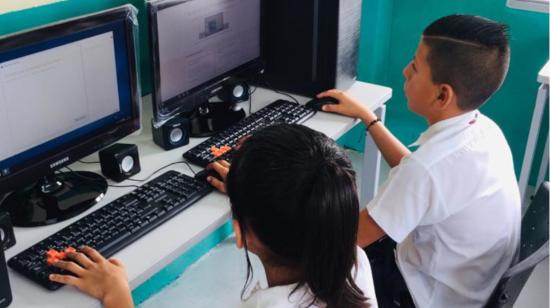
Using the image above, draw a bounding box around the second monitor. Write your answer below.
[148,0,262,136]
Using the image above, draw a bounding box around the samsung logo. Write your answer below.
[50,156,69,169]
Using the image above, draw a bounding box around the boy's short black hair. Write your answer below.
[422,15,510,110]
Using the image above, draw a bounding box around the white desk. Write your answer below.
[518,60,549,206]
[6,81,391,307]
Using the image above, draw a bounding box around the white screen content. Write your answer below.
[156,0,260,102]
[0,32,120,161]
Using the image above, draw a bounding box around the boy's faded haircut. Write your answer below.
[422,15,510,110]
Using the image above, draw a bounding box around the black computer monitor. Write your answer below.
[148,0,262,134]
[0,6,141,227]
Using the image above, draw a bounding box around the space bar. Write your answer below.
[98,231,132,256]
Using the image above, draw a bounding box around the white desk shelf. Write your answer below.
[518,60,549,206]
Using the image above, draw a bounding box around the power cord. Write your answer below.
[126,159,197,183]
[248,85,256,115]
[62,167,140,189]
[262,79,300,105]
[78,160,100,164]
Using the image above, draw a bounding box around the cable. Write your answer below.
[183,159,197,175]
[67,158,198,187]
[248,85,255,115]
[273,88,300,105]
[78,160,100,164]
[262,80,300,105]
[62,167,140,189]
[127,160,196,183]
[109,184,142,188]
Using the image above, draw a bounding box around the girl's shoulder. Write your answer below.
[354,246,379,308]
[240,282,323,308]
[240,248,377,308]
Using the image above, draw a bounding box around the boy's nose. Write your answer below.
[403,63,411,78]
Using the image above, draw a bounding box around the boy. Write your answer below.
[318,15,520,307]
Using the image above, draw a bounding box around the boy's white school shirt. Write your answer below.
[240,247,378,308]
[367,110,521,307]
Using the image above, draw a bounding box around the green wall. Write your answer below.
[351,0,549,182]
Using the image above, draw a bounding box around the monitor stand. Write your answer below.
[0,171,107,227]
[188,102,246,137]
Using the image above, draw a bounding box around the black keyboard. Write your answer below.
[183,99,315,167]
[8,170,212,290]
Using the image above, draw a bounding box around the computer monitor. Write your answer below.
[0,6,141,227]
[148,0,262,133]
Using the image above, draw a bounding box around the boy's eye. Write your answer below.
[411,62,417,72]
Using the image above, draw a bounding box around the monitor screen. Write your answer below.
[0,6,140,196]
[149,0,261,123]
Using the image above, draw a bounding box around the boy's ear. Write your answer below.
[437,84,455,109]
[233,219,244,249]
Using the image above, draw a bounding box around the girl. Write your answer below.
[50,124,378,308]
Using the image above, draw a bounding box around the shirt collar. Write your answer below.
[409,110,479,147]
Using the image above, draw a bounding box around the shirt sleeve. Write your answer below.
[366,156,438,243]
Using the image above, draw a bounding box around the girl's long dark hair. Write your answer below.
[227,124,368,308]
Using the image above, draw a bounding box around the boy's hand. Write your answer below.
[49,246,133,308]
[317,89,375,121]
[207,160,230,193]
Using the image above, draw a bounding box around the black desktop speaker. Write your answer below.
[261,0,361,96]
[0,212,15,251]
[0,242,12,308]
[152,116,190,150]
[99,143,141,182]
[217,80,250,103]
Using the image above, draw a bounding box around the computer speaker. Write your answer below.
[152,116,190,150]
[218,80,249,103]
[99,143,141,182]
[0,242,12,308]
[0,212,15,251]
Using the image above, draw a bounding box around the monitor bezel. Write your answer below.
[147,0,263,125]
[0,5,141,195]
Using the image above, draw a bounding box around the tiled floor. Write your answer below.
[140,149,549,308]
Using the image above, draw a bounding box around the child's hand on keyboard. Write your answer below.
[206,160,230,193]
[49,246,133,308]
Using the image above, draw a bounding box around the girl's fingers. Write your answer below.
[218,160,231,168]
[209,162,229,179]
[207,176,227,193]
[67,251,94,269]
[79,246,105,263]
[49,273,82,288]
[52,260,85,276]
[109,258,122,267]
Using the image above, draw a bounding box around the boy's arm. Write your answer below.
[357,209,386,248]
[357,108,410,168]
[318,89,410,168]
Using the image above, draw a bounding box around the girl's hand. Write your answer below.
[207,135,247,193]
[49,246,133,308]
[207,160,230,193]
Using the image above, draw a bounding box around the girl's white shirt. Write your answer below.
[240,247,378,308]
